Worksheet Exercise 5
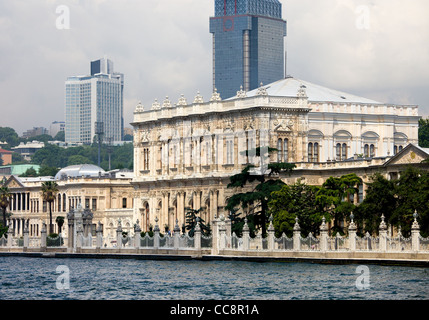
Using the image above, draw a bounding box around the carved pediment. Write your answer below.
[4,176,25,189]
[384,145,429,166]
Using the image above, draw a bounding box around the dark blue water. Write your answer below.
[0,257,428,300]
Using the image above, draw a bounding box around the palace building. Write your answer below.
[2,164,135,239]
[130,77,424,233]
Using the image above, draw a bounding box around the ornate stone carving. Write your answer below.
[135,101,144,113]
[237,86,247,99]
[162,96,172,109]
[210,88,222,102]
[177,94,187,106]
[193,91,204,104]
[151,99,161,110]
[257,83,268,96]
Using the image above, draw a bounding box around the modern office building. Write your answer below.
[210,0,287,99]
[65,58,124,145]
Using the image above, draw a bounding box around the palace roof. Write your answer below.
[234,76,383,105]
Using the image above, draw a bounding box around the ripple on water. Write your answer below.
[0,257,428,300]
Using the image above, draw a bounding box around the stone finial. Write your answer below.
[96,221,103,232]
[195,217,201,232]
[320,216,328,232]
[237,85,247,98]
[379,214,387,231]
[293,216,300,231]
[412,210,420,230]
[257,83,268,96]
[268,215,274,232]
[174,219,181,233]
[348,212,357,231]
[151,98,161,110]
[297,84,308,98]
[210,88,222,102]
[153,216,160,232]
[193,91,204,104]
[162,96,172,108]
[134,220,141,233]
[177,94,187,106]
[242,217,249,232]
[135,101,144,113]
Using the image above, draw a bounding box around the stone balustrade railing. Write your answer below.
[1,212,428,257]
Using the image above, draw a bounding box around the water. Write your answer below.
[0,256,428,300]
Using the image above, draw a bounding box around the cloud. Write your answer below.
[0,0,428,136]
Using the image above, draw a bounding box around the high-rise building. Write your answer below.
[210,0,287,99]
[65,58,124,145]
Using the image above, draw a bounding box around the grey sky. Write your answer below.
[0,0,428,136]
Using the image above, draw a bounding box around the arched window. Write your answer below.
[57,194,61,212]
[370,144,375,158]
[364,144,369,158]
[277,139,282,162]
[308,143,313,163]
[314,143,319,162]
[283,139,288,163]
[342,144,347,160]
[336,143,341,160]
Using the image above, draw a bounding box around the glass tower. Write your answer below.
[65,59,124,145]
[210,0,287,99]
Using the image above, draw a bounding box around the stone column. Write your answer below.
[319,217,329,252]
[134,220,141,250]
[173,219,181,249]
[218,216,226,251]
[23,221,29,252]
[40,222,47,252]
[348,213,357,252]
[7,220,13,248]
[411,211,420,252]
[267,215,275,251]
[76,225,83,253]
[116,219,123,249]
[379,214,387,252]
[96,222,103,252]
[293,217,301,251]
[153,217,160,249]
[242,218,250,251]
[194,218,201,251]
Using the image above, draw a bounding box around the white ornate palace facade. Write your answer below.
[131,77,423,232]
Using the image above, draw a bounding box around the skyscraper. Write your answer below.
[210,0,287,99]
[65,58,124,145]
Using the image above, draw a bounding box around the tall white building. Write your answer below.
[65,58,124,145]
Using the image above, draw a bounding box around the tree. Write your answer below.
[41,181,59,234]
[268,180,323,238]
[54,131,65,142]
[316,173,362,235]
[0,127,20,147]
[419,118,429,148]
[354,172,396,235]
[20,167,38,177]
[185,208,211,237]
[225,147,295,237]
[38,166,59,177]
[56,216,65,234]
[0,187,12,228]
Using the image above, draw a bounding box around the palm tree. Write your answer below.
[41,181,59,234]
[56,216,65,235]
[0,186,12,228]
